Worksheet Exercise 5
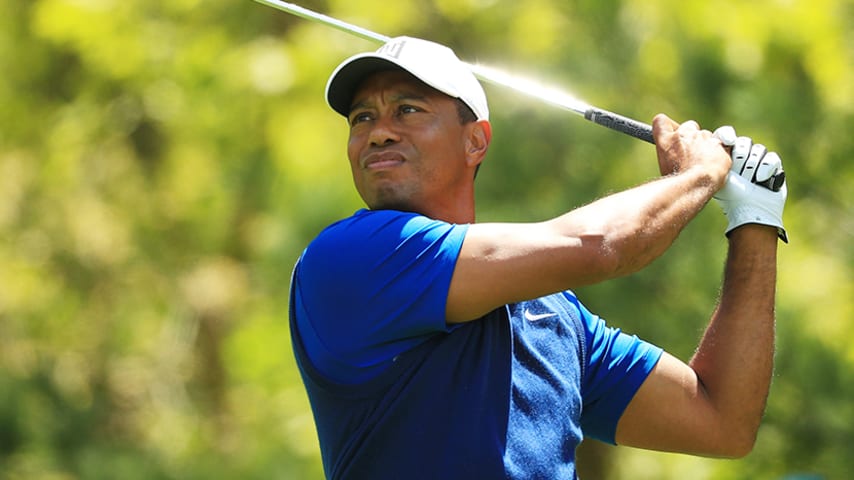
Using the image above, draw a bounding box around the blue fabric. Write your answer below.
[578,299,664,442]
[291,299,511,480]
[290,209,663,479]
[295,208,468,383]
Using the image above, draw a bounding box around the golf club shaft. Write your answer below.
[252,0,654,144]
[255,0,390,43]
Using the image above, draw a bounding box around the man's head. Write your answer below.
[326,36,489,123]
[325,37,492,222]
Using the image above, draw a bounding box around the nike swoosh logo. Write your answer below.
[524,309,557,322]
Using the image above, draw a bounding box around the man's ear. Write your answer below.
[465,120,491,168]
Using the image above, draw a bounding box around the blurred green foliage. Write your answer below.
[1,0,851,478]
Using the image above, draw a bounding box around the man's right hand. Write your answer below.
[652,114,732,191]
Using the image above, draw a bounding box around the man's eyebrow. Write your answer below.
[348,99,370,115]
[391,92,429,103]
[348,91,431,115]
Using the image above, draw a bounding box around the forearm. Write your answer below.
[448,168,721,322]
[448,117,730,322]
[690,225,778,453]
[552,166,721,279]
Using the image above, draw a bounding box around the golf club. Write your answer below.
[252,0,653,143]
[252,0,785,191]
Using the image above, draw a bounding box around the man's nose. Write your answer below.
[368,115,401,147]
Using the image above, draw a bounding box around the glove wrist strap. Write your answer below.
[725,205,788,243]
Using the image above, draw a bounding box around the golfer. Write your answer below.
[289,37,788,479]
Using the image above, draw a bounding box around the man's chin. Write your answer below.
[364,187,418,213]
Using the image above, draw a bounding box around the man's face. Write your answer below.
[346,70,475,215]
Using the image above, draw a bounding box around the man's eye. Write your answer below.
[350,112,372,125]
[400,105,419,114]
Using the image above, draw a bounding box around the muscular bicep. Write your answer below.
[614,352,736,457]
[445,220,618,323]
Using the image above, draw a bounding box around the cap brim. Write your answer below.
[326,55,405,118]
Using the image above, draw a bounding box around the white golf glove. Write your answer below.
[712,126,788,243]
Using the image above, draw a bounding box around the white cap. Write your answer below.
[325,36,489,121]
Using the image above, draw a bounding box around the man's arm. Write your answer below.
[446,114,731,323]
[614,224,778,457]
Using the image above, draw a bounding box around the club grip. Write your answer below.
[584,108,654,144]
[585,107,786,192]
[758,171,786,192]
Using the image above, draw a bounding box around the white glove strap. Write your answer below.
[723,202,788,243]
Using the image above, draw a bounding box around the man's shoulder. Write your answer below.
[299,208,467,284]
[313,209,432,242]
[307,209,462,258]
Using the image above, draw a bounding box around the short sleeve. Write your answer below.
[293,209,469,383]
[577,300,663,444]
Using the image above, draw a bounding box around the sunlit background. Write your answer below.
[1,0,852,478]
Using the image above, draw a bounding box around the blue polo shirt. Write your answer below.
[290,209,662,479]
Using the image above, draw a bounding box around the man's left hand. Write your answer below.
[712,127,788,243]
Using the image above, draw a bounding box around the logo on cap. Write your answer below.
[377,39,406,59]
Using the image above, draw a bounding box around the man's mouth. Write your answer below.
[363,151,405,170]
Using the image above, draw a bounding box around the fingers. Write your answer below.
[730,136,778,182]
[652,114,712,140]
[678,120,700,133]
[652,113,680,138]
[717,126,785,191]
[677,120,719,143]
[731,136,752,175]
[653,115,731,183]
[653,117,788,194]
[742,143,767,181]
[713,126,737,146]
[755,151,782,183]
